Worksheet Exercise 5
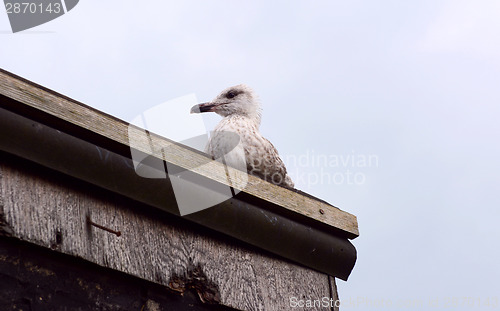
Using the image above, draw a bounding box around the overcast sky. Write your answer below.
[1,1,500,310]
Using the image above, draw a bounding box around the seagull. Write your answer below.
[190,84,294,188]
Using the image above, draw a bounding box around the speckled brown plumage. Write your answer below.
[191,84,294,188]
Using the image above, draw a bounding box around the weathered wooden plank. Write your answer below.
[0,155,337,311]
[0,68,358,238]
[330,276,341,311]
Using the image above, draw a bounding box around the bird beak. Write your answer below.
[190,102,219,114]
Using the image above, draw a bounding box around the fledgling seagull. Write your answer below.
[190,84,294,188]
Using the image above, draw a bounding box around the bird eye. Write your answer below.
[226,90,237,99]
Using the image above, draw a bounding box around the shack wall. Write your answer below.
[0,152,339,311]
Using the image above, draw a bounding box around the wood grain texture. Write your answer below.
[0,156,339,310]
[0,68,358,239]
[329,276,340,311]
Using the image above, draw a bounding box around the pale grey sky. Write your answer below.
[2,1,500,310]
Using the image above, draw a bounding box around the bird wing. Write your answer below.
[243,134,294,188]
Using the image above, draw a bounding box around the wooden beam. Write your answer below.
[0,68,358,238]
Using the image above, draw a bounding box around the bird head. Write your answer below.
[191,84,261,124]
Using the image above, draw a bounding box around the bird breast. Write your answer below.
[205,116,294,188]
